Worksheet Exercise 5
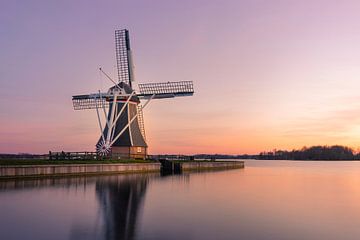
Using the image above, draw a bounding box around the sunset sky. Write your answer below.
[2,0,360,154]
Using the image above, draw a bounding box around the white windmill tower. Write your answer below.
[72,29,194,159]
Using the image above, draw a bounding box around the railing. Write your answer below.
[1,153,195,161]
[49,151,98,160]
[149,154,195,161]
[48,151,148,160]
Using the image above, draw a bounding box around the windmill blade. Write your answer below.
[115,29,133,86]
[72,93,110,110]
[137,81,194,99]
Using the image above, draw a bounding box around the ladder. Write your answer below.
[137,105,146,142]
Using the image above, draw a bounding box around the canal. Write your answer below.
[1,160,360,240]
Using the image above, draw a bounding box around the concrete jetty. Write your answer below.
[0,163,161,179]
[181,161,245,171]
[0,161,244,179]
[159,160,244,173]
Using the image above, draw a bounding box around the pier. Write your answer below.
[0,163,161,179]
[159,159,244,173]
[0,160,244,179]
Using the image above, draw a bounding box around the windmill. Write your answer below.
[72,29,194,159]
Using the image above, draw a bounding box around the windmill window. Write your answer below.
[137,147,142,153]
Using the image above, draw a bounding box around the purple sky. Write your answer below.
[2,0,360,154]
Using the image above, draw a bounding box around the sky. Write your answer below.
[1,0,360,154]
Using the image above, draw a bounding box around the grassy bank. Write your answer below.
[0,159,155,166]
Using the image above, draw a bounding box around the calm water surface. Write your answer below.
[1,160,360,240]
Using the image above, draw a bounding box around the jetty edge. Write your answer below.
[0,162,161,179]
[0,160,244,179]
[159,159,244,173]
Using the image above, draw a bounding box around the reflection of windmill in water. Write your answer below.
[95,175,150,240]
[72,29,194,158]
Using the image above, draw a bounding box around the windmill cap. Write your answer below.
[108,82,133,94]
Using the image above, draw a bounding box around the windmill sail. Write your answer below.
[115,29,133,86]
[72,93,110,110]
[137,81,194,99]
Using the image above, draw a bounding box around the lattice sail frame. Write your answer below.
[72,94,110,110]
[137,81,194,99]
[115,29,133,86]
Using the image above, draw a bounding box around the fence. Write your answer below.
[48,151,147,160]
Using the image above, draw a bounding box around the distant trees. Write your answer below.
[259,145,356,160]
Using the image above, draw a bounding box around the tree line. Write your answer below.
[259,145,358,160]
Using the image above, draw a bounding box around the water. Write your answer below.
[1,160,360,240]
